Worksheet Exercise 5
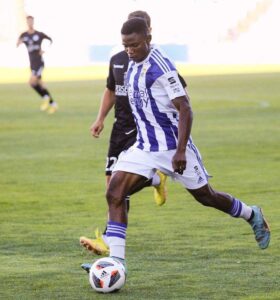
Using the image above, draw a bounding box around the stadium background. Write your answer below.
[0,0,279,82]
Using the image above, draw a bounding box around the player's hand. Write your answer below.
[90,120,104,138]
[172,150,186,175]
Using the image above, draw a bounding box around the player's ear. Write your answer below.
[147,34,152,44]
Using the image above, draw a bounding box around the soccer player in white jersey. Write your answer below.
[79,12,174,261]
[97,18,270,273]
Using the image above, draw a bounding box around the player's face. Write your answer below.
[122,32,151,62]
[26,18,34,29]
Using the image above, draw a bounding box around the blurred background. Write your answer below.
[0,0,279,78]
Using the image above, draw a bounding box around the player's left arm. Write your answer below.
[40,32,53,55]
[41,32,53,44]
[172,93,193,174]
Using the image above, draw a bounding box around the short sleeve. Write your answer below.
[157,70,186,101]
[106,58,115,91]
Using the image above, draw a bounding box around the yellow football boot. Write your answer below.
[40,99,49,111]
[47,102,58,114]
[154,170,167,206]
[80,228,109,255]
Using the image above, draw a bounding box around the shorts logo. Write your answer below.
[194,165,204,184]
[197,176,204,184]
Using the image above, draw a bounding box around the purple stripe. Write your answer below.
[154,49,176,72]
[151,51,169,73]
[229,198,242,217]
[154,49,174,72]
[126,64,145,149]
[108,221,127,228]
[234,202,240,216]
[107,221,127,239]
[145,57,177,150]
[106,232,126,239]
[229,198,237,215]
[147,90,177,150]
[236,202,242,217]
[133,64,159,151]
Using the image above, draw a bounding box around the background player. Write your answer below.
[17,16,58,114]
[89,18,270,273]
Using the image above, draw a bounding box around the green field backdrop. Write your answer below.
[0,68,279,299]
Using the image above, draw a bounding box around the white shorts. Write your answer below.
[113,141,209,190]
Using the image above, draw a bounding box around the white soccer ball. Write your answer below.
[89,257,126,293]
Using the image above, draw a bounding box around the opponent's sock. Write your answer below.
[229,198,253,220]
[106,221,127,260]
[42,88,54,104]
[31,84,45,97]
[31,84,54,104]
[125,195,130,212]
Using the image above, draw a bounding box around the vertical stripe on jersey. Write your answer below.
[152,49,175,72]
[127,63,145,149]
[145,56,178,149]
[146,87,178,149]
[133,64,159,151]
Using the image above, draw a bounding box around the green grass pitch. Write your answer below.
[0,72,279,299]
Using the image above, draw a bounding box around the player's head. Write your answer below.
[121,17,151,63]
[26,16,34,28]
[127,10,151,33]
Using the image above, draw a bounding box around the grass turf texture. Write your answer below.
[0,72,279,299]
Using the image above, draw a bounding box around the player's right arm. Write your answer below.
[16,34,24,47]
[90,88,115,138]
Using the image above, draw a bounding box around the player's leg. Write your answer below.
[81,148,158,272]
[187,184,270,249]
[29,73,45,98]
[105,148,158,264]
[129,170,167,206]
[79,172,164,255]
[32,62,58,113]
[29,64,57,112]
[116,132,167,205]
[173,140,270,249]
[106,170,145,265]
[37,78,58,114]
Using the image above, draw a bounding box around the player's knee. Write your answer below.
[29,80,37,87]
[106,188,122,207]
[189,186,216,207]
[29,76,38,87]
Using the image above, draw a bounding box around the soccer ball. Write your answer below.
[89,257,126,293]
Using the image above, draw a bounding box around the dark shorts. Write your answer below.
[30,61,44,78]
[105,127,137,176]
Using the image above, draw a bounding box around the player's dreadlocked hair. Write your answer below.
[121,17,149,36]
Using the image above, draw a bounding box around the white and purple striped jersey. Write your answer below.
[126,45,187,152]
